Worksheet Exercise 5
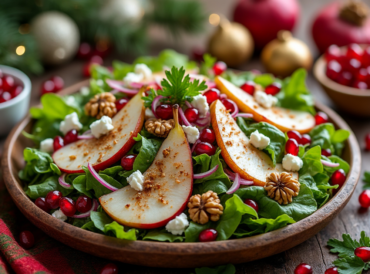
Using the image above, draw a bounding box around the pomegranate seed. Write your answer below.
[301,134,311,145]
[326,60,342,81]
[83,62,93,77]
[285,139,299,156]
[325,267,338,274]
[203,88,220,105]
[83,56,103,77]
[315,112,329,125]
[121,155,137,171]
[213,61,227,76]
[331,169,346,194]
[77,43,92,59]
[0,92,11,103]
[156,104,173,120]
[325,45,341,62]
[2,75,14,91]
[10,85,23,98]
[359,190,370,208]
[115,98,128,111]
[41,80,55,95]
[294,263,313,274]
[46,190,63,209]
[244,199,259,212]
[90,55,103,65]
[355,247,370,262]
[348,58,362,74]
[51,76,64,92]
[337,71,353,86]
[199,229,218,242]
[76,195,92,213]
[192,47,205,61]
[346,44,363,60]
[53,136,64,151]
[265,82,281,95]
[100,263,118,274]
[194,142,216,156]
[221,98,235,113]
[365,134,370,150]
[356,68,368,82]
[59,197,76,217]
[353,80,368,90]
[19,231,35,249]
[322,148,332,157]
[240,81,255,95]
[199,128,216,143]
[287,130,302,144]
[35,197,50,213]
[184,108,199,123]
[64,129,79,145]
[363,47,370,66]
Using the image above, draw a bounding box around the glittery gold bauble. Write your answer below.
[207,19,254,67]
[261,31,312,78]
[31,12,80,65]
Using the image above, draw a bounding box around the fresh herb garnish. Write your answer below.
[142,89,158,108]
[363,171,370,189]
[199,53,216,77]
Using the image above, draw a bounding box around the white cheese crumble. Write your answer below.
[90,116,114,139]
[127,170,144,191]
[135,63,152,80]
[282,154,303,172]
[123,72,143,85]
[165,213,189,235]
[182,125,200,144]
[191,95,209,116]
[65,96,76,106]
[254,90,278,108]
[59,112,83,135]
[52,209,68,221]
[249,130,270,150]
[96,79,104,86]
[40,138,54,153]
[80,87,90,96]
[145,108,155,120]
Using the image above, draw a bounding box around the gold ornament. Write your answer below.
[207,18,254,67]
[261,31,313,78]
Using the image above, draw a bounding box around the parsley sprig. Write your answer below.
[363,171,370,189]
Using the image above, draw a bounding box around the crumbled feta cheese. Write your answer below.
[182,125,200,144]
[134,63,152,80]
[96,79,104,86]
[90,116,114,139]
[127,170,144,191]
[254,90,278,108]
[249,130,270,150]
[191,95,209,116]
[59,112,83,135]
[165,213,189,235]
[40,138,54,153]
[123,72,143,85]
[282,154,303,172]
[52,209,68,221]
[145,108,155,120]
[80,87,90,96]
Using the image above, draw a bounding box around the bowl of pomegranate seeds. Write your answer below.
[0,65,31,135]
[314,44,370,117]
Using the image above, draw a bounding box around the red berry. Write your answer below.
[19,231,35,249]
[35,197,50,213]
[121,155,137,171]
[365,133,370,150]
[355,247,370,262]
[331,169,346,194]
[76,195,92,213]
[325,267,338,274]
[184,108,199,123]
[203,88,220,105]
[294,263,313,274]
[77,43,92,59]
[2,75,14,91]
[156,104,173,120]
[213,61,227,76]
[359,190,370,208]
[315,112,329,125]
[199,128,216,143]
[194,142,216,156]
[346,44,363,60]
[326,60,342,81]
[287,130,302,144]
[199,229,218,242]
[301,134,311,146]
[240,81,255,95]
[325,45,341,62]
[41,80,55,95]
[115,98,129,111]
[0,92,11,103]
[53,136,64,151]
[322,148,332,157]
[353,80,368,90]
[337,71,353,86]
[285,139,299,156]
[46,190,63,209]
[100,263,118,274]
[51,76,64,92]
[221,98,236,113]
[10,85,23,98]
[59,197,76,217]
[64,129,78,145]
[265,82,281,95]
[244,199,259,212]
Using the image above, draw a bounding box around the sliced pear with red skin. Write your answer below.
[215,76,315,134]
[99,106,193,229]
[53,91,145,173]
[211,99,298,186]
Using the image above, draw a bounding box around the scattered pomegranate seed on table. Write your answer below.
[355,246,370,262]
[194,142,216,156]
[330,169,346,194]
[285,139,299,156]
[115,98,128,111]
[315,111,329,125]
[121,155,137,171]
[76,195,93,213]
[199,128,216,144]
[41,80,55,95]
[100,263,118,274]
[46,190,63,209]
[53,136,64,152]
[212,61,227,76]
[244,199,259,212]
[287,130,302,144]
[325,267,338,274]
[184,108,199,123]
[59,197,77,217]
[265,82,281,95]
[199,229,218,242]
[301,134,311,146]
[19,231,35,249]
[156,104,173,120]
[294,263,313,274]
[321,148,332,157]
[359,190,370,208]
[365,134,370,150]
[240,81,255,95]
[51,76,64,92]
[203,88,220,105]
[35,197,50,213]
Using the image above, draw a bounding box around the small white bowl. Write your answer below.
[0,65,31,136]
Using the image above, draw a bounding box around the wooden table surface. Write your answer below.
[2,0,370,273]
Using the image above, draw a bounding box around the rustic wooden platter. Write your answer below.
[1,80,361,268]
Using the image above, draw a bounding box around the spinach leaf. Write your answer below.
[192,180,229,195]
[132,134,163,173]
[143,229,184,242]
[221,70,254,87]
[25,176,73,199]
[90,211,113,231]
[253,73,277,87]
[299,146,323,177]
[72,175,93,198]
[185,222,211,242]
[195,264,236,274]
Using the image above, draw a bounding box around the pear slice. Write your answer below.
[215,76,315,134]
[99,106,193,229]
[210,99,298,186]
[53,91,145,173]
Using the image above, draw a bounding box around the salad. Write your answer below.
[20,49,351,243]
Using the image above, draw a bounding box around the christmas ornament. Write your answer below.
[261,31,312,78]
[207,18,254,67]
[100,0,144,24]
[31,12,80,65]
[312,0,370,53]
[233,0,300,50]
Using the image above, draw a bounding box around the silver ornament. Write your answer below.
[100,0,144,24]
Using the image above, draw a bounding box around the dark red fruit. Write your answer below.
[64,129,78,145]
[194,142,216,156]
[294,263,313,274]
[287,130,302,144]
[203,88,220,105]
[100,263,118,274]
[359,190,370,208]
[121,154,137,171]
[77,43,92,59]
[35,197,50,213]
[301,134,311,146]
[346,43,363,60]
[51,76,64,92]
[285,139,299,156]
[331,169,346,194]
[244,199,259,212]
[41,80,55,95]
[352,80,368,90]
[265,82,281,95]
[156,104,173,120]
[199,128,216,143]
[2,75,14,91]
[326,60,342,81]
[185,108,199,123]
[365,133,370,150]
[199,229,218,242]
[355,246,370,262]
[221,98,236,113]
[337,71,353,86]
[59,197,76,217]
[53,136,64,151]
[240,81,255,95]
[213,61,227,76]
[322,148,332,157]
[0,92,11,103]
[115,98,129,111]
[325,45,341,62]
[46,190,63,209]
[325,267,338,274]
[19,231,35,249]
[76,195,92,213]
[315,112,329,125]
[10,85,23,98]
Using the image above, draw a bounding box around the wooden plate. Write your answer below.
[1,80,361,268]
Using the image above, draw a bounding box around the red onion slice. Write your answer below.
[226,173,241,194]
[225,169,253,185]
[220,94,227,99]
[191,139,200,153]
[87,163,118,192]
[78,134,94,140]
[229,100,239,118]
[130,82,144,88]
[193,165,219,179]
[71,199,99,219]
[321,159,340,167]
[193,119,210,127]
[58,174,72,189]
[179,108,192,126]
[235,113,254,119]
[206,81,216,89]
[82,130,92,135]
[106,79,139,95]
[151,95,163,119]
[185,101,193,109]
[198,112,210,120]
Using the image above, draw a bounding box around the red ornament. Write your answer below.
[315,111,329,125]
[325,267,338,274]
[19,231,35,249]
[184,108,199,123]
[121,155,137,171]
[156,104,173,120]
[294,263,313,274]
[265,82,281,95]
[64,129,78,145]
[46,190,63,209]
[59,197,76,217]
[41,80,55,95]
[355,247,370,262]
[194,142,216,156]
[35,197,50,213]
[100,263,118,274]
[115,98,129,112]
[287,130,302,144]
[285,139,299,156]
[77,43,93,59]
[365,133,370,150]
[359,190,370,208]
[203,88,220,105]
[240,81,255,95]
[76,195,93,213]
[301,134,311,146]
[213,61,227,76]
[51,76,64,92]
[322,148,332,157]
[199,128,216,144]
[221,98,236,113]
[199,229,218,242]
[331,169,346,194]
[244,199,259,212]
[53,136,64,152]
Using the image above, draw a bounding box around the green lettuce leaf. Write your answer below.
[221,70,254,87]
[143,229,184,242]
[185,222,211,242]
[25,176,73,199]
[195,264,236,274]
[192,180,229,195]
[104,221,137,240]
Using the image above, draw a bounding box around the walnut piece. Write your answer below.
[264,172,300,205]
[145,118,175,138]
[188,190,223,224]
[85,92,117,119]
